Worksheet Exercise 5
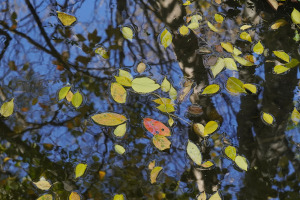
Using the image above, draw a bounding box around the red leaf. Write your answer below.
[143,118,171,136]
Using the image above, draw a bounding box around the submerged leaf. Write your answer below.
[143,118,171,136]
[119,69,133,81]
[202,84,220,95]
[291,8,300,24]
[161,77,171,92]
[121,26,133,41]
[273,65,290,74]
[113,123,126,137]
[132,77,160,93]
[253,41,264,55]
[75,163,87,178]
[291,108,300,125]
[152,135,171,150]
[115,144,126,155]
[273,51,290,63]
[59,86,71,100]
[92,113,127,126]
[115,76,132,87]
[224,146,236,160]
[156,104,175,113]
[207,21,219,32]
[56,11,76,26]
[243,84,257,94]
[226,77,246,94]
[204,121,218,136]
[169,86,177,100]
[187,140,202,165]
[153,98,172,105]
[240,32,252,42]
[210,58,225,77]
[271,19,287,30]
[160,28,172,48]
[95,47,109,59]
[71,91,83,108]
[0,98,14,117]
[150,166,163,184]
[262,112,274,125]
[111,82,127,103]
[234,155,248,171]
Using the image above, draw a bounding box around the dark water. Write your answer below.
[0,0,299,199]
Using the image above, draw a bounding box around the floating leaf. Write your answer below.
[121,26,133,41]
[245,55,255,63]
[271,19,287,30]
[193,123,205,137]
[187,140,202,165]
[234,155,248,171]
[115,144,125,155]
[111,82,127,103]
[161,77,171,92]
[262,112,274,125]
[95,47,109,59]
[153,98,172,105]
[168,117,174,126]
[209,191,222,200]
[69,192,80,200]
[37,194,53,200]
[179,25,189,36]
[153,135,171,150]
[148,160,156,170]
[240,25,251,30]
[160,28,172,48]
[75,163,87,178]
[150,166,163,184]
[115,76,132,87]
[253,41,264,55]
[113,123,126,137]
[224,58,238,71]
[137,62,146,73]
[0,98,14,117]
[204,121,218,136]
[285,58,300,68]
[56,11,76,26]
[169,86,177,100]
[210,58,225,77]
[99,171,106,180]
[156,103,175,113]
[232,55,254,66]
[143,118,171,136]
[273,65,290,74]
[71,91,83,108]
[197,192,207,200]
[119,69,133,81]
[132,77,160,93]
[33,177,51,190]
[273,51,290,63]
[214,14,224,23]
[58,86,71,100]
[224,146,236,160]
[291,8,300,24]
[240,32,252,42]
[207,21,219,32]
[92,113,127,126]
[201,161,214,168]
[221,42,233,53]
[243,84,257,94]
[113,194,124,200]
[66,90,73,102]
[291,108,300,125]
[226,77,246,94]
[202,84,220,95]
[233,47,242,56]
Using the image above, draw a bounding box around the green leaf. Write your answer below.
[207,21,219,32]
[75,163,87,178]
[201,161,214,168]
[113,123,126,137]
[240,25,251,30]
[115,144,126,155]
[291,8,300,24]
[71,91,83,108]
[168,117,174,126]
[210,58,225,78]
[202,84,220,95]
[0,98,14,117]
[226,77,246,94]
[153,98,172,105]
[119,69,133,81]
[234,155,248,171]
[121,26,133,41]
[161,77,171,92]
[187,140,202,165]
[160,28,172,48]
[58,86,71,100]
[132,77,160,93]
[92,113,127,126]
[224,146,236,160]
[150,166,163,184]
[273,51,290,63]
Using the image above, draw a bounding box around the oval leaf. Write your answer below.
[156,103,175,113]
[243,84,257,94]
[111,82,127,103]
[95,47,109,59]
[113,194,124,200]
[273,65,290,74]
[152,135,171,150]
[37,194,53,200]
[202,84,220,95]
[160,28,172,48]
[262,112,274,125]
[210,58,225,78]
[240,25,251,30]
[221,42,233,53]
[115,144,126,155]
[292,108,300,125]
[240,32,252,42]
[201,161,214,168]
[168,117,174,126]
[75,163,87,178]
[291,8,300,24]
[179,25,189,36]
[193,123,205,137]
[224,146,236,160]
[56,11,76,26]
[143,118,171,136]
[169,86,177,100]
[204,121,218,136]
[33,178,51,190]
[187,140,202,165]
[71,91,83,108]
[214,14,224,23]
[207,21,219,32]
[137,62,146,73]
[271,19,287,30]
[92,113,127,126]
[273,51,290,63]
[234,155,248,171]
[59,86,71,100]
[226,77,246,94]
[224,58,238,71]
[161,77,171,92]
[150,166,163,184]
[66,90,73,102]
[0,98,14,117]
[121,26,133,41]
[69,191,81,200]
[132,77,160,93]
[253,41,264,55]
[113,123,126,137]
[232,55,254,66]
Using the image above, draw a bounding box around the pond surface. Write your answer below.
[0,0,300,199]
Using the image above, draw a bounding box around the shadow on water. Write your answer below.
[0,0,299,199]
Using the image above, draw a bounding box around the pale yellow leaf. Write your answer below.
[201,161,214,168]
[179,25,189,36]
[152,135,171,150]
[221,42,233,53]
[273,51,290,63]
[232,55,254,66]
[111,82,127,103]
[240,32,252,42]
[150,166,163,184]
[148,160,155,170]
[291,8,300,24]
[187,140,202,165]
[209,191,222,200]
[226,77,246,94]
[240,25,252,30]
[215,0,221,4]
[273,65,290,74]
[210,58,225,77]
[234,155,248,171]
[58,86,71,100]
[115,76,132,87]
[188,22,199,30]
[233,47,242,56]
[66,90,73,102]
[197,192,207,200]
[121,26,133,41]
[262,112,274,125]
[168,117,174,126]
[271,19,287,30]
[291,108,300,125]
[224,58,238,71]
[56,11,76,26]
[253,41,264,55]
[153,98,173,105]
[33,178,51,190]
[69,191,80,200]
[193,123,205,137]
[224,146,236,160]
[169,86,177,100]
[160,28,172,48]
[207,21,219,32]
[214,14,224,23]
[71,91,83,108]
[37,194,53,200]
[95,47,109,59]
[137,62,146,73]
[132,77,160,93]
[202,84,220,95]
[113,123,126,137]
[243,84,257,94]
[204,121,218,136]
[0,98,14,117]
[156,103,175,113]
[115,144,125,155]
[92,113,127,126]
[113,194,124,200]
[161,77,171,92]
[75,163,87,178]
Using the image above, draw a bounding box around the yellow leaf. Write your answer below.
[183,0,191,5]
[111,82,127,103]
[58,86,71,100]
[161,77,171,92]
[113,123,126,137]
[207,21,219,32]
[209,191,222,200]
[202,84,220,95]
[204,121,218,136]
[75,163,87,178]
[273,51,290,63]
[169,86,177,100]
[92,113,127,126]
[115,144,125,155]
[168,117,174,126]
[188,22,199,30]
[37,194,53,200]
[201,161,214,168]
[66,90,73,102]
[137,62,146,73]
[150,166,163,184]
[33,177,51,190]
[224,146,236,160]
[121,26,133,41]
[113,194,124,200]
[148,160,156,170]
[243,84,257,94]
[152,135,171,150]
[187,140,202,165]
[69,191,81,200]
[273,65,290,74]
[210,58,225,77]
[271,19,287,30]
[160,28,172,48]
[191,14,202,22]
[262,112,274,125]
[95,47,109,59]
[153,98,173,105]
[240,32,252,42]
[193,123,205,137]
[291,8,300,24]
[226,77,246,94]
[215,0,222,4]
[71,91,83,108]
[197,192,207,200]
[232,55,254,66]
[99,171,106,180]
[233,47,242,56]
[56,11,76,26]
[0,98,14,117]
[221,42,233,53]
[178,80,193,102]
[292,108,300,125]
[285,58,300,68]
[3,157,11,162]
[119,69,133,81]
[156,103,175,113]
[224,58,238,71]
[253,41,264,55]
[214,14,224,23]
[245,55,255,63]
[234,155,248,171]
[240,25,252,30]
[132,77,160,93]
[115,76,132,87]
